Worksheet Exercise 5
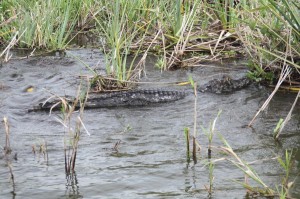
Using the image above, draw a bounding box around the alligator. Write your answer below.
[30,76,252,111]
[199,76,252,94]
[32,89,186,111]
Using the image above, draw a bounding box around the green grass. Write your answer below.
[239,0,300,74]
[201,110,222,158]
[0,0,96,50]
[218,133,275,196]
[1,0,299,83]
[94,0,149,82]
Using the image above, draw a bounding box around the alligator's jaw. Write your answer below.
[199,76,252,94]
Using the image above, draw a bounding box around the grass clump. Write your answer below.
[93,0,149,86]
[0,0,97,50]
[47,81,90,176]
[238,0,300,78]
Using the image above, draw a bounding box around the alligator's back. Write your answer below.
[31,89,187,111]
[86,89,187,108]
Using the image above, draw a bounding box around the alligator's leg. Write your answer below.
[198,76,252,94]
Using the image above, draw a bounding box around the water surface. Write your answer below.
[0,49,299,198]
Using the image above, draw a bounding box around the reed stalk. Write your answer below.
[208,160,214,194]
[190,78,198,163]
[184,127,190,162]
[275,90,300,139]
[3,117,11,154]
[2,117,15,193]
[49,80,90,175]
[93,0,151,83]
[201,110,222,159]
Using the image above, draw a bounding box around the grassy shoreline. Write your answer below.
[0,0,299,81]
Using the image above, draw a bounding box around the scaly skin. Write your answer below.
[85,89,187,108]
[31,76,252,111]
[199,76,252,94]
[31,89,187,111]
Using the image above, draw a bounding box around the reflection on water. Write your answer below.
[0,50,299,198]
[65,172,82,199]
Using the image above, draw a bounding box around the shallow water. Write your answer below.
[0,49,300,199]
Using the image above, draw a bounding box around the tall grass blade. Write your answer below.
[276,90,300,139]
[248,66,292,126]
[218,133,275,195]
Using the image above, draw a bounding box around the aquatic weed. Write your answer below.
[2,117,16,194]
[48,79,90,175]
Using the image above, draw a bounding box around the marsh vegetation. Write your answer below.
[1,0,299,78]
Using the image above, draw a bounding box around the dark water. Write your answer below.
[0,49,300,199]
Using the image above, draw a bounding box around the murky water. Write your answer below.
[0,49,300,199]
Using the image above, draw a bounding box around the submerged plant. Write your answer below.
[32,139,49,164]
